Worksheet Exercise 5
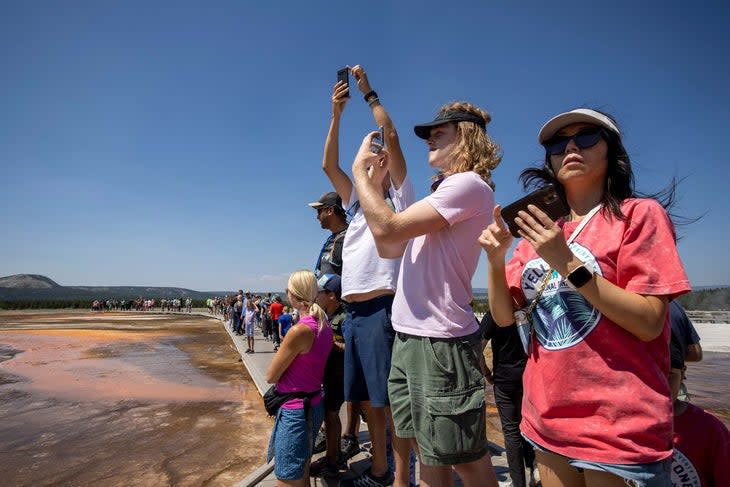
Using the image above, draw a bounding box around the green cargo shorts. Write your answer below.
[388,330,488,466]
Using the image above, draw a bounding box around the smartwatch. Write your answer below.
[566,263,594,289]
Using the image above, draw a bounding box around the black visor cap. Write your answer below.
[414,111,486,139]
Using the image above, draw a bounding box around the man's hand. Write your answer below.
[350,65,372,95]
[332,81,349,117]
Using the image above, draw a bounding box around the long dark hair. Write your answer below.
[520,109,682,223]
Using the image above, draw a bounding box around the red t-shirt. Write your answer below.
[269,302,284,321]
[672,402,730,487]
[506,199,690,464]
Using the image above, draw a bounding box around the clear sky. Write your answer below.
[2,1,729,293]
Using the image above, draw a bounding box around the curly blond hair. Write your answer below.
[436,101,502,189]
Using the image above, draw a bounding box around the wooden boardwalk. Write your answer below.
[204,312,512,487]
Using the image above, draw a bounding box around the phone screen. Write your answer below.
[371,126,385,154]
[337,68,349,96]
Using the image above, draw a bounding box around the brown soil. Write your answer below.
[0,311,272,487]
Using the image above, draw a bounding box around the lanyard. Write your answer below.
[518,204,602,323]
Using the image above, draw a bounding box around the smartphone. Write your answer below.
[501,184,569,238]
[336,67,350,97]
[371,125,385,154]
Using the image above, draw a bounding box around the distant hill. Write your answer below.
[0,274,231,301]
[0,274,61,289]
[678,286,730,311]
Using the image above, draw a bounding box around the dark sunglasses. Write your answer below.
[543,127,604,155]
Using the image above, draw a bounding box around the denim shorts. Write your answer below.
[343,295,396,407]
[388,331,488,466]
[523,434,672,486]
[267,402,325,480]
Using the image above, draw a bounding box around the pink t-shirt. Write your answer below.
[392,171,493,338]
[506,198,690,464]
[276,315,333,409]
[672,403,730,487]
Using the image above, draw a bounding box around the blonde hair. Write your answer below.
[286,269,328,333]
[437,101,502,189]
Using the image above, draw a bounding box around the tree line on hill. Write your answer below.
[0,299,210,310]
[0,288,727,312]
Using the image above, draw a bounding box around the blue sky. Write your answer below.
[2,1,729,293]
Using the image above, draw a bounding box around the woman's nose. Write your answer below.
[565,138,580,153]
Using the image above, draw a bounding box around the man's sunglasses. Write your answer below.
[543,127,604,155]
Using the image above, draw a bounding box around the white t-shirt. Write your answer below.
[392,171,493,338]
[341,177,415,301]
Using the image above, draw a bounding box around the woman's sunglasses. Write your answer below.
[543,127,604,155]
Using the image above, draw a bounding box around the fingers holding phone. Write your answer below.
[501,185,569,238]
[336,67,350,98]
[370,125,385,154]
[353,131,389,174]
[350,65,372,94]
[332,80,349,116]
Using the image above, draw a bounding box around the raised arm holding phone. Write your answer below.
[318,65,415,487]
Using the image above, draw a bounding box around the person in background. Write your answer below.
[262,292,273,341]
[234,296,244,335]
[309,191,348,279]
[270,294,284,351]
[278,306,294,340]
[265,270,333,486]
[480,108,690,486]
[669,338,729,486]
[353,100,501,486]
[310,273,348,479]
[670,300,703,401]
[480,311,537,487]
[244,299,257,353]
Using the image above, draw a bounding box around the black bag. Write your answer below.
[263,385,320,417]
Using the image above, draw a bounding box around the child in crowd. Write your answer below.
[278,306,293,340]
[244,299,257,353]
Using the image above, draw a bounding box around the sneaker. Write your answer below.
[312,428,327,454]
[340,435,361,460]
[309,454,345,478]
[341,467,394,487]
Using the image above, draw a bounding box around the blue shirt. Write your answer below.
[278,313,293,337]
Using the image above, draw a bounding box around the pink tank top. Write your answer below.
[276,314,333,409]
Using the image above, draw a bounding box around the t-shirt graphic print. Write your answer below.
[521,242,602,350]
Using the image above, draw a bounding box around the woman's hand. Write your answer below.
[514,204,573,271]
[350,65,372,95]
[479,205,514,265]
[332,80,349,117]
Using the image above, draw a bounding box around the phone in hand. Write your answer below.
[501,184,570,238]
[336,67,350,97]
[371,125,385,154]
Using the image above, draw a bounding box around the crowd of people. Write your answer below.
[253,65,728,487]
[90,297,193,312]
